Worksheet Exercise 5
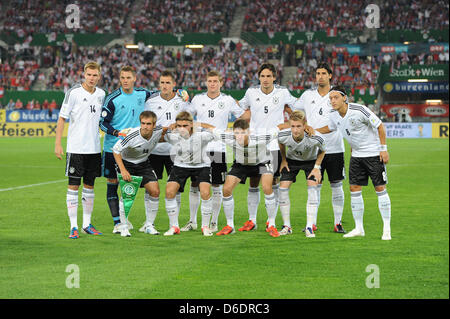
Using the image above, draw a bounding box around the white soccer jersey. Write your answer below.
[212,127,279,165]
[164,130,215,168]
[188,92,244,153]
[59,84,105,154]
[112,126,163,164]
[293,88,345,154]
[239,85,297,151]
[145,93,190,156]
[278,129,325,161]
[327,103,382,158]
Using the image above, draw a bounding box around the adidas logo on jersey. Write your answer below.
[83,98,88,102]
[311,100,315,104]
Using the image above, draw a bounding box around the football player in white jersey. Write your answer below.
[112,111,169,237]
[163,111,216,237]
[145,71,190,231]
[277,110,326,238]
[181,70,247,233]
[293,62,346,234]
[238,63,297,232]
[199,119,290,237]
[55,61,106,239]
[316,86,391,240]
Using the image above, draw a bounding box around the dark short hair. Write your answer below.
[233,119,249,130]
[160,70,175,81]
[315,62,333,76]
[330,84,347,96]
[140,110,157,122]
[258,63,276,77]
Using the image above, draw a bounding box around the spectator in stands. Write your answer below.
[14,99,23,109]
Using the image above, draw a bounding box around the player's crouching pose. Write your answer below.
[55,61,105,239]
[112,111,169,237]
[163,111,216,237]
[317,86,391,240]
[201,119,289,237]
[277,110,326,238]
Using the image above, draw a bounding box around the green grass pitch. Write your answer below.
[0,137,448,299]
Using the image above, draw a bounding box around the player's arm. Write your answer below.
[308,149,325,184]
[378,123,389,164]
[315,125,332,134]
[54,116,66,160]
[196,122,216,131]
[279,142,289,172]
[284,104,292,116]
[158,126,171,142]
[113,152,131,182]
[277,122,290,130]
[99,100,122,137]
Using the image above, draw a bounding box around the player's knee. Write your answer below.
[374,185,386,192]
[261,184,273,195]
[350,185,362,192]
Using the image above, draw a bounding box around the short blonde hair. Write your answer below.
[84,61,101,73]
[207,70,223,82]
[290,110,307,123]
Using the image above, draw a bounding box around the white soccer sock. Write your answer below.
[331,182,345,225]
[306,186,318,229]
[81,188,95,228]
[377,190,391,233]
[315,184,322,225]
[210,186,223,225]
[144,192,159,225]
[66,189,78,229]
[189,186,200,224]
[165,197,179,228]
[176,192,182,214]
[201,197,212,228]
[222,195,235,229]
[279,187,291,228]
[247,187,260,223]
[350,191,365,232]
[272,183,280,213]
[265,193,277,227]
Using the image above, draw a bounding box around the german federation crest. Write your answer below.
[273,96,279,104]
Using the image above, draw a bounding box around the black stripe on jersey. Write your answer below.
[278,131,291,137]
[121,131,140,146]
[102,89,121,111]
[310,135,324,145]
[63,83,82,104]
[349,104,370,118]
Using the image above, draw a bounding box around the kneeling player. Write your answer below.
[112,111,168,237]
[202,119,288,237]
[163,112,216,236]
[278,110,325,238]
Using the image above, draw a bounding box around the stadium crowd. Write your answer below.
[0,0,133,36]
[242,0,449,32]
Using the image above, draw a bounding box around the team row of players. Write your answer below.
[55,61,391,240]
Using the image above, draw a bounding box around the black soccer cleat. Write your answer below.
[334,223,346,233]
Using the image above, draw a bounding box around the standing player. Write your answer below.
[238,63,297,231]
[277,110,326,238]
[293,62,346,233]
[316,86,391,240]
[99,66,157,233]
[181,70,247,233]
[162,112,215,237]
[144,71,190,231]
[55,61,105,239]
[112,111,168,237]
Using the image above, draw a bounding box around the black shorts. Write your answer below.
[208,151,227,185]
[66,153,101,186]
[280,159,315,183]
[167,166,211,193]
[349,156,388,187]
[229,161,274,184]
[102,151,117,179]
[149,154,174,180]
[321,152,345,183]
[117,160,158,188]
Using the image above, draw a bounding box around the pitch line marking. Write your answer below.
[0,179,67,192]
